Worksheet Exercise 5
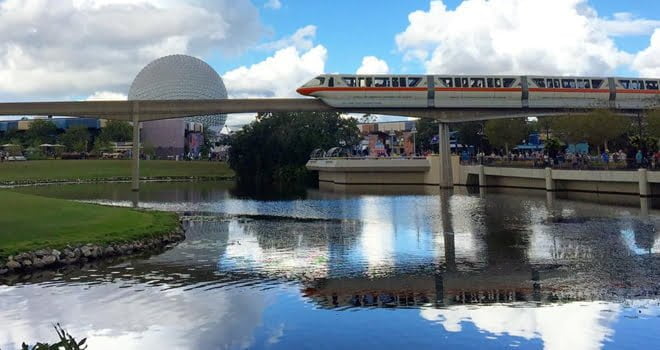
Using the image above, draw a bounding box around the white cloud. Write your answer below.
[600,12,660,37]
[86,91,128,101]
[356,56,390,74]
[258,25,317,51]
[632,29,660,76]
[264,0,281,10]
[0,0,262,99]
[222,46,327,98]
[395,0,635,75]
[223,25,327,127]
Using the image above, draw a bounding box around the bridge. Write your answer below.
[0,98,651,191]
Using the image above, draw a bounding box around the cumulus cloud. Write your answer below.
[356,56,390,74]
[264,0,281,10]
[600,12,660,37]
[632,29,660,76]
[222,26,327,126]
[222,46,327,98]
[0,0,262,99]
[258,25,317,51]
[395,0,637,75]
[86,91,128,101]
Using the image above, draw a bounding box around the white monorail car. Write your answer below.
[296,74,660,109]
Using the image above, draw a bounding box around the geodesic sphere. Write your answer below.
[128,54,227,127]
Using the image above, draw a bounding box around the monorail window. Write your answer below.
[442,78,453,87]
[454,78,462,87]
[631,80,642,89]
[392,78,399,87]
[619,80,630,89]
[328,77,334,87]
[316,77,325,86]
[592,79,603,88]
[343,77,356,87]
[577,79,590,89]
[405,77,420,87]
[374,77,390,87]
[561,79,576,89]
[487,78,494,88]
[646,81,659,90]
[494,78,502,88]
[503,78,515,88]
[399,78,407,87]
[532,79,546,88]
[470,78,485,88]
[461,78,469,87]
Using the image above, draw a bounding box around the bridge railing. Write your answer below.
[461,157,659,171]
[310,156,428,161]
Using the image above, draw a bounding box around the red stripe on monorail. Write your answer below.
[528,88,611,93]
[297,87,428,94]
[615,89,660,94]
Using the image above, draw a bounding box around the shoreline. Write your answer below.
[0,221,186,276]
[0,175,234,187]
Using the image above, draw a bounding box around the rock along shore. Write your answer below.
[0,224,186,276]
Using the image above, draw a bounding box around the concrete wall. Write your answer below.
[308,155,660,198]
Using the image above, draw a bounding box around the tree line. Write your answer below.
[414,109,660,156]
[0,119,133,157]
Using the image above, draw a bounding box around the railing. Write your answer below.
[461,157,660,171]
[310,156,428,160]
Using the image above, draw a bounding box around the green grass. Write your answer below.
[0,160,233,183]
[0,190,180,259]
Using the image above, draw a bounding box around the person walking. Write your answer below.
[636,149,644,168]
[602,150,610,169]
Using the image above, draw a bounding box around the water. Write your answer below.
[3,182,660,349]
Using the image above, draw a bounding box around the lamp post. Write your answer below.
[389,130,396,157]
[411,126,417,156]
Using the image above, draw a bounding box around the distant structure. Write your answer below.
[128,54,228,158]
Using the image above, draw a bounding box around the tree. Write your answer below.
[455,121,483,150]
[99,120,132,142]
[483,118,527,154]
[229,111,360,187]
[26,119,57,145]
[646,110,660,139]
[60,126,90,152]
[414,118,439,153]
[552,110,630,153]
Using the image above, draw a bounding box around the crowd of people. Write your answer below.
[463,148,660,170]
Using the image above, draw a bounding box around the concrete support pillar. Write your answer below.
[438,122,453,188]
[544,167,555,191]
[478,164,486,187]
[638,168,650,197]
[131,102,140,192]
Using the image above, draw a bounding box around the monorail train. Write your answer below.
[296,74,660,109]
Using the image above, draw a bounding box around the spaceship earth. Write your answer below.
[128,54,227,127]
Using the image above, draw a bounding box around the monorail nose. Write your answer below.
[296,87,310,96]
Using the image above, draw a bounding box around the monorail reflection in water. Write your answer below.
[2,182,660,349]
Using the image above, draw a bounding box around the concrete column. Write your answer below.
[638,168,650,197]
[544,167,555,191]
[131,102,140,192]
[438,122,453,188]
[478,164,486,187]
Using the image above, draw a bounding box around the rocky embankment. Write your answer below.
[0,227,185,275]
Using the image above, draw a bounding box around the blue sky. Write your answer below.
[210,0,660,76]
[0,0,657,125]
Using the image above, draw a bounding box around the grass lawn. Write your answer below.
[0,159,233,183]
[0,190,180,259]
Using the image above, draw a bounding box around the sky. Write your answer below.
[0,0,658,126]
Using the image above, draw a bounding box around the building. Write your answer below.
[127,54,228,158]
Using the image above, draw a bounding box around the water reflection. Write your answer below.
[3,183,660,349]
